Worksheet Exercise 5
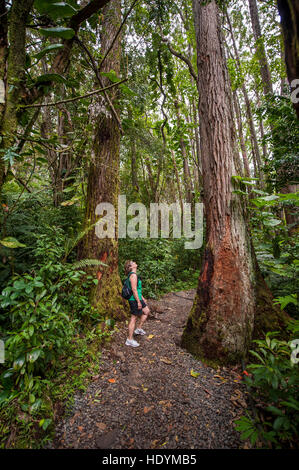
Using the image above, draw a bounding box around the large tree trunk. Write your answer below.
[277,0,299,118]
[0,0,8,191]
[0,0,34,194]
[78,0,128,321]
[181,0,288,366]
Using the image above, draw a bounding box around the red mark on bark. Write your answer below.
[201,261,209,283]
[97,252,108,283]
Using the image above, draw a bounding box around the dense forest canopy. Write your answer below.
[0,0,298,450]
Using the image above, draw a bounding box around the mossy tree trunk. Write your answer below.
[0,0,8,190]
[181,0,288,366]
[0,0,34,194]
[78,0,128,321]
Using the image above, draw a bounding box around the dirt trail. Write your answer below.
[49,290,249,449]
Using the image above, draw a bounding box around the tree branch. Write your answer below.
[20,78,127,108]
[160,36,199,90]
[75,37,124,134]
[98,0,140,70]
[24,0,112,105]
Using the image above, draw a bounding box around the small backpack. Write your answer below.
[121,272,137,300]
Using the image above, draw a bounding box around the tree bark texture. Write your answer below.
[277,0,299,118]
[0,0,34,193]
[182,0,288,365]
[79,0,128,320]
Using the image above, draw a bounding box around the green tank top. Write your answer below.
[128,272,142,301]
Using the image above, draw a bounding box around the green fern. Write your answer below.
[72,258,108,270]
[63,221,97,261]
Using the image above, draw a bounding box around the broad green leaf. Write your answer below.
[0,237,26,248]
[28,325,34,337]
[34,44,64,61]
[120,83,135,96]
[27,349,42,363]
[29,393,35,404]
[36,73,67,84]
[266,405,284,416]
[263,218,282,227]
[39,418,52,430]
[261,195,280,202]
[251,189,268,195]
[35,0,77,19]
[46,3,77,20]
[34,0,57,13]
[39,27,75,40]
[0,390,11,405]
[273,416,285,430]
[233,189,247,196]
[101,70,120,83]
[1,369,14,380]
[13,355,25,369]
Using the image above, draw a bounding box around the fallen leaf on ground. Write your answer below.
[147,334,154,339]
[78,426,84,432]
[144,406,154,414]
[108,378,116,383]
[160,357,172,364]
[191,369,200,378]
[96,423,107,431]
[151,439,159,448]
[159,400,172,408]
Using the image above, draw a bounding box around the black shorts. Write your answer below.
[129,299,147,316]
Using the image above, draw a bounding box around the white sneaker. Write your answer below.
[134,328,146,335]
[125,338,140,347]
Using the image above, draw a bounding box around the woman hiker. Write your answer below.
[124,260,150,347]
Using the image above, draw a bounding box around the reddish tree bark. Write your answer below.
[181,0,287,365]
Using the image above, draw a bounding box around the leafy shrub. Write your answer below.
[235,322,299,448]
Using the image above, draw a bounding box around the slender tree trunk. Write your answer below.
[171,149,184,212]
[181,0,288,365]
[174,99,193,203]
[130,137,139,194]
[233,90,251,178]
[226,11,263,179]
[248,0,273,95]
[78,0,127,320]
